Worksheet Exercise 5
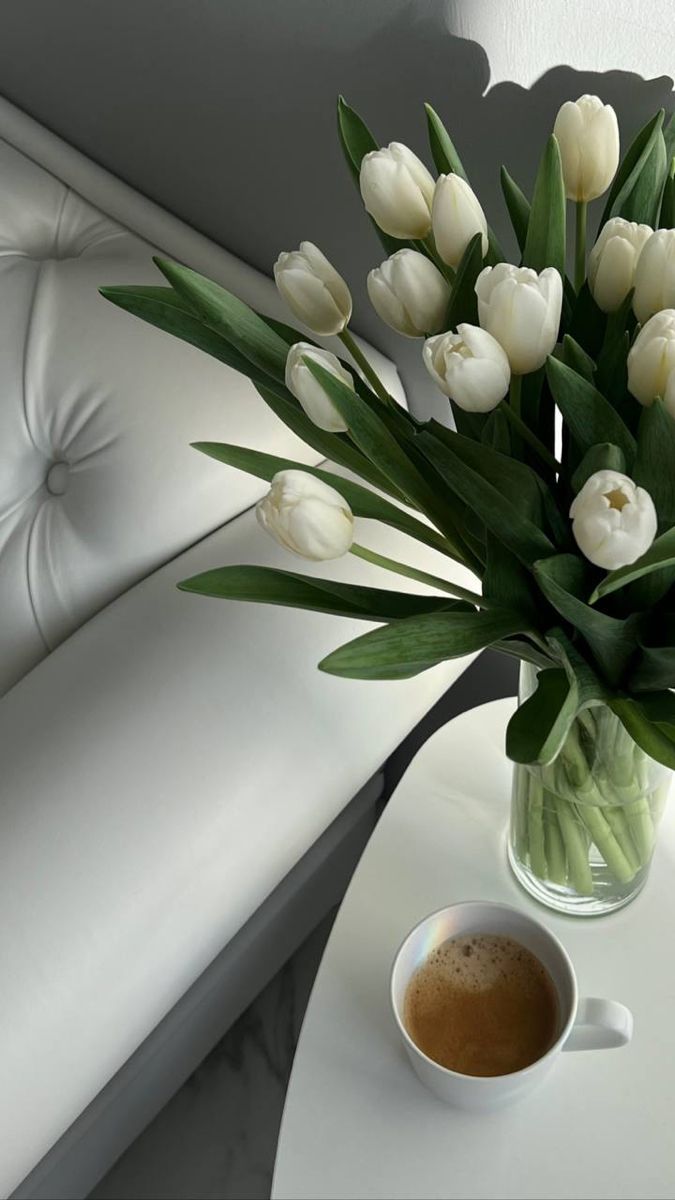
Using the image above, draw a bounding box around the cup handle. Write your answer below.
[563,997,633,1052]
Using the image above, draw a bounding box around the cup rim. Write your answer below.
[390,900,578,1085]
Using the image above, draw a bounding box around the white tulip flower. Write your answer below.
[553,95,620,202]
[256,470,354,561]
[627,309,675,406]
[475,263,563,374]
[588,217,652,313]
[431,174,488,268]
[359,142,435,239]
[423,324,510,412]
[367,249,449,337]
[285,343,351,433]
[632,229,675,324]
[274,241,352,336]
[570,470,657,570]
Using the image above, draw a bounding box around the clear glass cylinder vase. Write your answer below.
[508,663,671,916]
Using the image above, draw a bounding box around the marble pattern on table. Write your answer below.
[91,912,335,1200]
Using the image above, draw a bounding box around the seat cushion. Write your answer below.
[0,491,477,1197]
[0,95,403,694]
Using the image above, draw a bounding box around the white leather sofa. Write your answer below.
[0,96,477,1198]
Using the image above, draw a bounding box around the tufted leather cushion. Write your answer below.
[0,117,403,696]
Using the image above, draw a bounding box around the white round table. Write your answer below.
[272,699,675,1200]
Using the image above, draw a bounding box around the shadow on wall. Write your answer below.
[0,0,673,418]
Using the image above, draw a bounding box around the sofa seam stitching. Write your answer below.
[24,499,51,655]
[20,257,51,653]
[20,259,44,455]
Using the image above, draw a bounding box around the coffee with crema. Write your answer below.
[403,933,558,1077]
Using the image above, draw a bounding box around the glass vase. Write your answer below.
[508,664,671,916]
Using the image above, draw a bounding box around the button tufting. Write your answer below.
[46,462,70,496]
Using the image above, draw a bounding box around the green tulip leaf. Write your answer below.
[500,166,530,254]
[506,668,577,765]
[534,554,638,684]
[633,690,675,726]
[561,334,595,383]
[319,607,526,680]
[664,113,675,165]
[658,156,675,228]
[416,429,554,567]
[450,405,489,443]
[609,695,675,771]
[494,637,555,672]
[178,564,469,623]
[522,135,566,279]
[629,616,675,691]
[424,102,504,265]
[99,284,273,385]
[595,294,637,431]
[600,109,665,229]
[506,628,608,767]
[421,421,545,520]
[303,359,471,563]
[481,408,511,455]
[589,526,675,604]
[571,443,627,494]
[445,231,482,329]
[634,398,675,532]
[153,258,288,382]
[337,96,403,257]
[485,535,541,624]
[568,282,607,359]
[546,355,636,464]
[425,101,469,181]
[192,442,452,556]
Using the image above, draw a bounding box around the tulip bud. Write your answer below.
[627,309,675,405]
[367,249,449,337]
[256,470,354,561]
[431,174,488,268]
[475,263,563,374]
[632,229,675,324]
[570,470,657,570]
[588,217,652,313]
[274,241,352,336]
[285,343,351,433]
[359,143,435,240]
[423,324,510,412]
[553,95,620,202]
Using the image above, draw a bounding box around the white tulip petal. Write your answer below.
[359,143,434,239]
[285,342,351,433]
[554,95,619,201]
[422,325,510,409]
[257,470,354,561]
[476,263,562,374]
[274,242,352,335]
[368,249,449,337]
[570,469,657,569]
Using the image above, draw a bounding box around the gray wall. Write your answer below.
[1,0,673,419]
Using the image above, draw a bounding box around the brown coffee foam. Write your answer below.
[404,933,558,1077]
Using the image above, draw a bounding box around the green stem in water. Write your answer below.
[502,391,559,472]
[555,798,594,895]
[527,774,548,881]
[349,542,489,607]
[575,200,587,294]
[543,797,567,885]
[339,328,392,405]
[576,804,636,884]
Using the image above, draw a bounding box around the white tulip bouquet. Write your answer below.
[102,94,675,910]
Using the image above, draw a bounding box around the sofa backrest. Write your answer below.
[0,96,405,696]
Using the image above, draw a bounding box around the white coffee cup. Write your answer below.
[390,901,632,1110]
